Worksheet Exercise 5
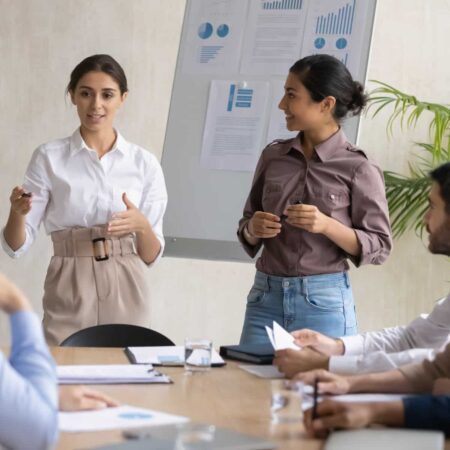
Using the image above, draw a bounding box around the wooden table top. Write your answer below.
[53,347,322,450]
[53,347,450,450]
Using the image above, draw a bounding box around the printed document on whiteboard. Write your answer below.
[200,80,270,172]
[240,0,308,75]
[300,0,370,78]
[182,0,249,74]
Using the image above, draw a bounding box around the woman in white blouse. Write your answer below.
[1,54,167,345]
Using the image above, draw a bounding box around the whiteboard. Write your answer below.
[161,0,377,261]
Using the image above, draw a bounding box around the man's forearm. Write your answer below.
[349,369,418,393]
[370,400,405,426]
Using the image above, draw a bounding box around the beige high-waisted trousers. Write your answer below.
[42,227,151,345]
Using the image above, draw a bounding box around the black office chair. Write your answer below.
[60,324,175,347]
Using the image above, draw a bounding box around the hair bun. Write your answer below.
[347,81,367,115]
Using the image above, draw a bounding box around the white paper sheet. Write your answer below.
[300,0,370,77]
[200,80,270,172]
[239,364,285,379]
[182,0,249,74]
[57,364,171,384]
[240,0,308,75]
[266,321,300,351]
[266,80,298,144]
[127,346,225,366]
[59,405,188,432]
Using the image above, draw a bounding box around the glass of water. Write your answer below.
[184,338,212,373]
[270,380,303,424]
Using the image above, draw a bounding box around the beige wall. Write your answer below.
[0,0,449,345]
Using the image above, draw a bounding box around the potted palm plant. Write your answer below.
[367,81,450,237]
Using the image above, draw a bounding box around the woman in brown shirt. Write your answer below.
[238,54,392,344]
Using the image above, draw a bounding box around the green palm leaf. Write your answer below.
[368,81,450,238]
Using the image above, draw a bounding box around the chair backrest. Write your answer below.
[60,324,175,347]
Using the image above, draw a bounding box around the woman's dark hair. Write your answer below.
[289,54,367,121]
[430,163,450,214]
[66,54,128,95]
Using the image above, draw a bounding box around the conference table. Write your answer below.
[54,347,321,450]
[53,347,450,450]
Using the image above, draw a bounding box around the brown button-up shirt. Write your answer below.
[237,129,392,276]
[400,341,450,393]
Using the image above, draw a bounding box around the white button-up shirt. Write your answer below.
[329,294,450,374]
[1,129,167,263]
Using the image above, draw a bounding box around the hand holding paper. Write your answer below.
[265,321,301,351]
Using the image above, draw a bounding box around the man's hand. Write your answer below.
[304,400,376,438]
[59,386,119,411]
[294,369,352,395]
[291,329,344,356]
[0,273,31,313]
[273,348,329,378]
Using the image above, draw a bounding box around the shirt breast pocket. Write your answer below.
[262,183,283,214]
[313,189,351,224]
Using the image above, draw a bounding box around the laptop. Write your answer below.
[324,429,444,450]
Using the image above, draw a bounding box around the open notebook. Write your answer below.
[126,346,226,367]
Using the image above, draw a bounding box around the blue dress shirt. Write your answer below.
[403,395,450,436]
[0,311,58,449]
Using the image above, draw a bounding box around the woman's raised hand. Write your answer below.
[9,186,32,216]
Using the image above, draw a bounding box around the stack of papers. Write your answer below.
[59,405,188,432]
[126,346,225,366]
[265,321,300,350]
[57,364,172,384]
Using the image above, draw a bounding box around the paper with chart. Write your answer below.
[57,364,172,384]
[266,80,298,145]
[265,321,300,350]
[200,80,270,172]
[300,0,371,77]
[182,0,248,74]
[240,0,308,75]
[59,405,188,432]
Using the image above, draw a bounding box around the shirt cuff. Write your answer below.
[340,334,364,355]
[144,236,165,267]
[329,355,359,374]
[237,220,262,258]
[10,310,45,348]
[1,227,30,258]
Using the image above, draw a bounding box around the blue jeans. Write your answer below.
[240,271,358,344]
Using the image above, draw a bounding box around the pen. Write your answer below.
[21,192,32,198]
[312,377,318,420]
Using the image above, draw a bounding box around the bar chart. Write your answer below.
[262,0,303,10]
[315,0,356,35]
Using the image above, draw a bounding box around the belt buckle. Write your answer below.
[92,237,109,261]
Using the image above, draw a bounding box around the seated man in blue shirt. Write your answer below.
[301,162,450,437]
[0,272,58,450]
[0,273,119,449]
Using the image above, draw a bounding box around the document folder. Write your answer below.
[219,344,274,365]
